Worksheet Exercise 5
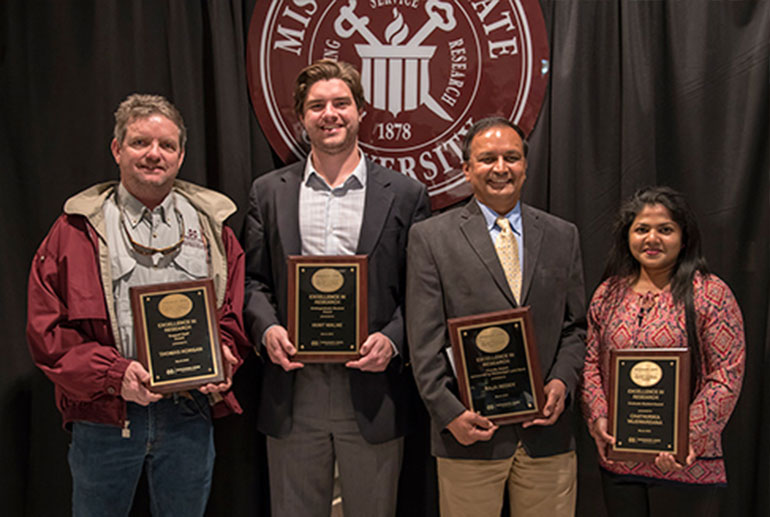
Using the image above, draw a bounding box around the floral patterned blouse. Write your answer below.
[581,273,745,485]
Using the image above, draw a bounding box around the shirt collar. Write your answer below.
[303,150,367,189]
[117,183,174,228]
[476,199,523,236]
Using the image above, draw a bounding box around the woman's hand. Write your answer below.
[588,417,615,463]
[655,445,695,472]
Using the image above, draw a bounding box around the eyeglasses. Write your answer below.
[119,203,185,256]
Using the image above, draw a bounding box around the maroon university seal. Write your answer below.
[247,0,549,210]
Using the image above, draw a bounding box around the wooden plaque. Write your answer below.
[130,279,224,394]
[448,307,545,425]
[607,348,690,463]
[288,255,368,363]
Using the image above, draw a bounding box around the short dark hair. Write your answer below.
[293,59,365,118]
[461,116,528,162]
[602,185,708,304]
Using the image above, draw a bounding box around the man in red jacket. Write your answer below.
[26,93,249,516]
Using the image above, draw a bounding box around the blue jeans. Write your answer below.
[68,392,214,517]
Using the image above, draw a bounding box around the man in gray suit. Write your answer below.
[407,117,586,516]
[243,59,431,516]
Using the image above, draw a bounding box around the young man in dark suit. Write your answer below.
[407,116,586,516]
[243,59,431,516]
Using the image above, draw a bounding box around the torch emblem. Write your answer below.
[335,0,456,120]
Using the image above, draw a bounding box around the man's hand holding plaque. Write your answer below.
[264,325,304,372]
[345,331,393,372]
[121,361,163,405]
[521,378,567,428]
[199,345,239,394]
[446,410,499,446]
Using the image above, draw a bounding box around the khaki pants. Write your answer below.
[437,443,576,517]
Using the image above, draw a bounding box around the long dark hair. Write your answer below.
[602,186,709,390]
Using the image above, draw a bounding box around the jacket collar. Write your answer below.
[520,203,544,303]
[458,199,544,305]
[459,199,516,305]
[276,158,394,257]
[64,179,237,239]
[356,161,394,255]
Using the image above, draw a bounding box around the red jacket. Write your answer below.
[27,182,250,428]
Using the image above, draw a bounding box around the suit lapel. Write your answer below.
[459,200,517,306]
[520,204,543,304]
[277,164,302,256]
[356,161,394,255]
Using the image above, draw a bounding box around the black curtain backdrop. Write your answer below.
[1,1,767,516]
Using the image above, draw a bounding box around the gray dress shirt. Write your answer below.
[298,153,366,256]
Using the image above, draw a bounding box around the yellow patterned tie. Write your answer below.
[495,217,522,302]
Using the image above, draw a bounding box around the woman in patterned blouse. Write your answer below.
[581,186,745,517]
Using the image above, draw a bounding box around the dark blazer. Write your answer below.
[406,199,586,459]
[243,158,431,444]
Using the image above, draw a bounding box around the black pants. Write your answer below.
[600,469,723,517]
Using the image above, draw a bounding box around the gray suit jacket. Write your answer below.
[406,199,586,459]
[243,158,431,443]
